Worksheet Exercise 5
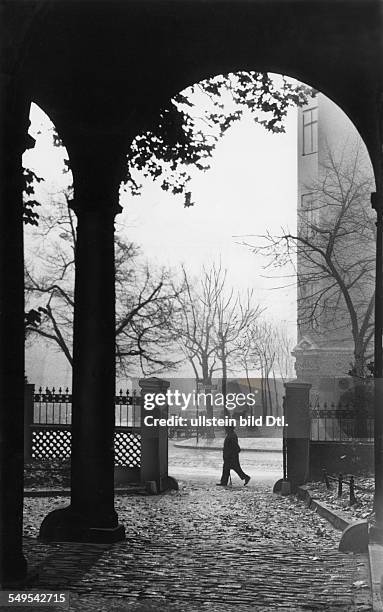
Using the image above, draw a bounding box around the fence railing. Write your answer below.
[26,386,141,467]
[310,402,374,442]
[33,387,141,428]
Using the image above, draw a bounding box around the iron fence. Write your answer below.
[310,402,374,441]
[28,387,141,467]
[33,387,140,427]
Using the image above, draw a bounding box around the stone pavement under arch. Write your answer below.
[18,478,372,612]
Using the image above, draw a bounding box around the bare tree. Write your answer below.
[114,240,183,375]
[174,263,263,422]
[266,323,295,417]
[252,322,277,419]
[214,267,263,411]
[272,324,295,384]
[238,327,259,397]
[237,321,295,418]
[173,265,224,419]
[244,143,375,379]
[25,191,76,364]
[25,193,182,376]
[242,143,375,433]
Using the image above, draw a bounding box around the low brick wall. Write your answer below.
[310,441,374,479]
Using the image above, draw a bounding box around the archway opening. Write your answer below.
[23,102,74,390]
[24,71,376,487]
[115,71,376,483]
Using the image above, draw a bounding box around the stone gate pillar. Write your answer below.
[0,76,32,583]
[40,133,126,542]
[283,382,311,491]
[140,377,170,493]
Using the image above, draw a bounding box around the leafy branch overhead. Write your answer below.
[123,73,314,205]
[23,168,43,226]
[47,72,313,207]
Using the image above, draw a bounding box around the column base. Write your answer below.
[1,569,39,590]
[39,506,126,543]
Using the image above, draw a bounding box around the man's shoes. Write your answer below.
[216,483,226,486]
[244,476,251,486]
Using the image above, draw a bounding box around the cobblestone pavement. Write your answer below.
[18,476,372,612]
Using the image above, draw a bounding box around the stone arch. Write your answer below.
[14,1,381,188]
[2,1,382,582]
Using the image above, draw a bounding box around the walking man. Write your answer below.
[217,425,250,486]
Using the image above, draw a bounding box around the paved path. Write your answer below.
[168,442,282,483]
[19,477,371,612]
[173,437,282,452]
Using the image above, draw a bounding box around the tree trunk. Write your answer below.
[266,374,273,418]
[245,365,253,419]
[272,370,280,418]
[221,350,228,417]
[261,366,267,420]
[202,358,214,438]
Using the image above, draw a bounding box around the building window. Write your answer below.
[302,108,318,155]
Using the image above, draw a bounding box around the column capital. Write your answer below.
[65,128,129,217]
[69,198,122,218]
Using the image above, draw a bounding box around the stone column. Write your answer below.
[372,188,383,533]
[371,96,383,536]
[23,383,35,461]
[40,135,126,542]
[0,76,31,583]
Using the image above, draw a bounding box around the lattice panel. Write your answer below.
[32,428,72,459]
[31,427,141,466]
[114,432,141,467]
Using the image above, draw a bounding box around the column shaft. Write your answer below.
[372,190,383,529]
[0,77,29,582]
[39,136,126,542]
[70,208,117,525]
